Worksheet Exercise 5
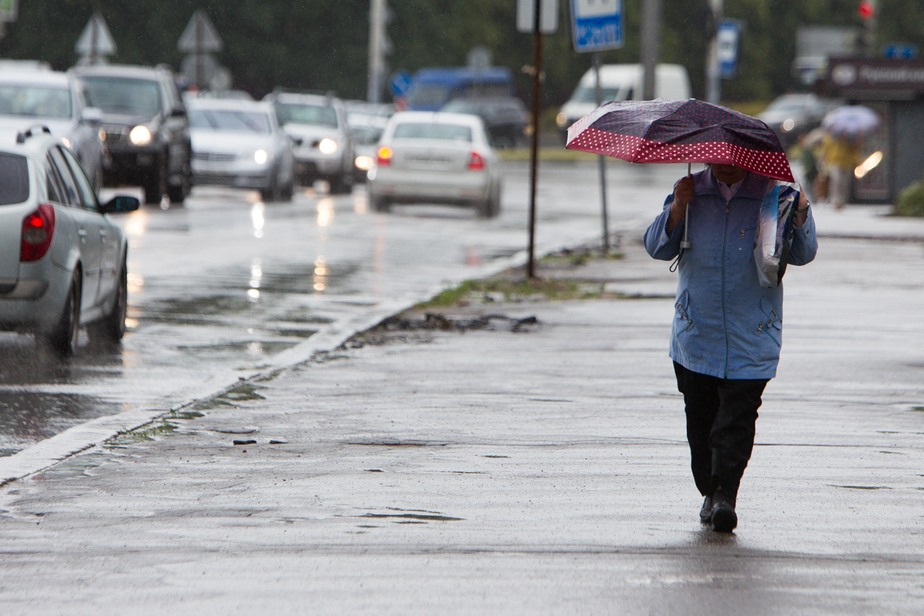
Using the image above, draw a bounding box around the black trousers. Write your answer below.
[673,362,769,501]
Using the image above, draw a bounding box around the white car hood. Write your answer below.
[282,123,340,142]
[190,130,276,155]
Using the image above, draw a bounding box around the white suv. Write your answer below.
[0,127,139,356]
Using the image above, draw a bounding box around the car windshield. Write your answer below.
[392,122,472,142]
[572,86,628,103]
[0,85,72,119]
[766,97,814,112]
[0,153,29,205]
[274,102,338,128]
[81,76,161,117]
[189,109,272,134]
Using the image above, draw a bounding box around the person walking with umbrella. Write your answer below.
[644,163,816,532]
[567,99,819,532]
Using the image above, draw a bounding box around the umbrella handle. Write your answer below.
[681,164,692,250]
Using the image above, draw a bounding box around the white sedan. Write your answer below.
[187,98,295,202]
[367,111,502,218]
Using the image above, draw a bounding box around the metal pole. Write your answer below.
[526,0,543,279]
[641,0,662,100]
[706,0,722,104]
[593,52,609,253]
[368,0,385,103]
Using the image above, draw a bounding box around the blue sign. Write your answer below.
[717,20,742,79]
[389,71,412,98]
[883,44,918,60]
[570,0,622,53]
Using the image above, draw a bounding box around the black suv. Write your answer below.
[72,64,191,204]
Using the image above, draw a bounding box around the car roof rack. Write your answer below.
[16,125,52,143]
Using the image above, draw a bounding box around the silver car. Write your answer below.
[367,111,502,218]
[0,128,139,356]
[264,91,355,194]
[187,98,295,202]
[0,68,105,189]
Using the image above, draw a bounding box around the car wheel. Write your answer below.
[369,194,390,212]
[144,158,167,204]
[478,185,501,219]
[279,178,294,202]
[261,170,279,202]
[329,174,352,195]
[46,270,81,357]
[89,260,128,347]
[167,155,190,204]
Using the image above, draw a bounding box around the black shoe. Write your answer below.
[699,496,713,524]
[710,493,737,533]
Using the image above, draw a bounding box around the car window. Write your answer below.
[0,153,29,205]
[392,122,472,142]
[47,147,82,208]
[274,102,338,128]
[58,146,100,211]
[0,84,72,119]
[81,76,162,118]
[189,109,272,134]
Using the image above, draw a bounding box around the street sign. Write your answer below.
[178,10,223,54]
[517,0,559,34]
[569,0,622,52]
[75,13,116,58]
[389,71,412,98]
[717,19,742,79]
[883,44,918,60]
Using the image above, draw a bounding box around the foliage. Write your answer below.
[0,1,919,104]
[895,176,924,217]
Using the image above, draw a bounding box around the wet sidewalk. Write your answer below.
[1,203,923,614]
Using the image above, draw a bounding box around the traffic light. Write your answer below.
[858,0,874,20]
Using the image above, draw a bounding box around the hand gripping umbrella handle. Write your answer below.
[670,164,693,272]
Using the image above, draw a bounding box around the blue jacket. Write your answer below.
[643,169,818,379]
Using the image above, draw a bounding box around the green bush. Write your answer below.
[895,178,924,217]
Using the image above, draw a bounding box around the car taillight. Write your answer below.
[376,146,393,166]
[468,152,485,171]
[21,204,56,262]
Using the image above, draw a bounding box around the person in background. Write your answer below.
[643,163,818,533]
[819,132,861,210]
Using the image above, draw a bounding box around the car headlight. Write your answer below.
[781,119,795,132]
[354,154,373,171]
[555,112,567,128]
[61,137,72,149]
[318,138,339,154]
[129,125,152,145]
[254,149,268,165]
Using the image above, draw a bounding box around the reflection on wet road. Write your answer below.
[0,161,686,458]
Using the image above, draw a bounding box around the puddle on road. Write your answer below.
[0,391,125,458]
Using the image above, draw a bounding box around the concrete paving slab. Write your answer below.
[0,203,923,614]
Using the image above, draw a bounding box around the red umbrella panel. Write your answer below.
[566,99,796,183]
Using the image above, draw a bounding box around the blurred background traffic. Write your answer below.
[0,0,921,211]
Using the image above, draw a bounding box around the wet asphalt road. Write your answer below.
[0,161,683,459]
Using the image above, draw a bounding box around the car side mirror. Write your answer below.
[81,107,103,124]
[102,195,140,214]
[170,107,187,118]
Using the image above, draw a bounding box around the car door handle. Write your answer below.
[77,229,88,240]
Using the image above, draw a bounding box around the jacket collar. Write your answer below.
[695,167,773,201]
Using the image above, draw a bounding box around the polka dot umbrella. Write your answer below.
[566,98,796,183]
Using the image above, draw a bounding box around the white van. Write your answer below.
[556,64,691,140]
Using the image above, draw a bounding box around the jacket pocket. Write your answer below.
[675,289,694,333]
[757,296,782,346]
